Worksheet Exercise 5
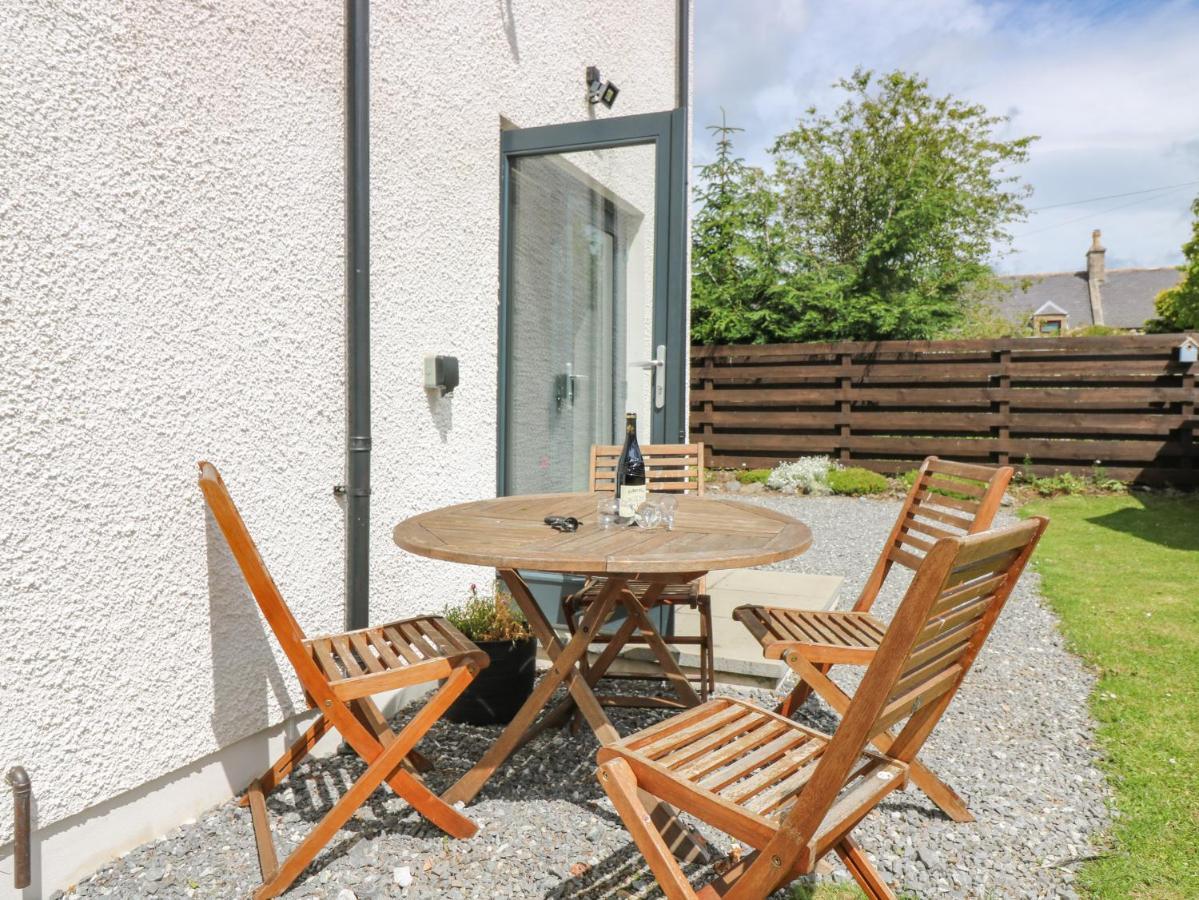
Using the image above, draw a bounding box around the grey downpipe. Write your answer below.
[6,766,30,889]
[676,0,689,110]
[345,0,371,630]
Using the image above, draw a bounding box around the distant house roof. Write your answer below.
[994,229,1183,330]
[1032,300,1068,317]
[998,266,1182,329]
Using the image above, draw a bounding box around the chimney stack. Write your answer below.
[1087,229,1106,283]
[1086,229,1106,325]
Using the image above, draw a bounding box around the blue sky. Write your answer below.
[693,0,1199,273]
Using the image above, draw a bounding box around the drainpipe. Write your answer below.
[676,0,690,444]
[676,0,689,110]
[344,0,371,630]
[6,766,30,889]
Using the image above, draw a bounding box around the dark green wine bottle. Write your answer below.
[616,412,647,519]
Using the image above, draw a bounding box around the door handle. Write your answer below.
[629,344,667,409]
[554,366,585,410]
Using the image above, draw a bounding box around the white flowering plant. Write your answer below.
[766,456,839,495]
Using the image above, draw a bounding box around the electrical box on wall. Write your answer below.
[424,355,459,396]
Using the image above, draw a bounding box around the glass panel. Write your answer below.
[505,143,657,495]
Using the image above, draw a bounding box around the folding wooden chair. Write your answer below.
[562,442,714,706]
[198,462,488,899]
[598,517,1048,900]
[733,456,1012,822]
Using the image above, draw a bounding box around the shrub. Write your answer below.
[736,468,772,485]
[768,456,835,494]
[1032,472,1087,497]
[443,583,531,642]
[827,467,889,495]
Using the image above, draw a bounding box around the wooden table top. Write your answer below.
[393,492,812,575]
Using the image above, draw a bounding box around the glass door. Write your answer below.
[498,111,687,497]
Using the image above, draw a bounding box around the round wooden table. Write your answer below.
[394,491,811,575]
[393,491,812,861]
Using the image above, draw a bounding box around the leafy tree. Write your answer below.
[1147,195,1199,332]
[689,114,788,344]
[690,70,1036,344]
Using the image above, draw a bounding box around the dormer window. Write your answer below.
[1031,301,1069,337]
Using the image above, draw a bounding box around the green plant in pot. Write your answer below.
[442,583,535,725]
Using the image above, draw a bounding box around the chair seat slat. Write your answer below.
[395,621,441,660]
[366,629,405,669]
[348,633,384,673]
[331,636,365,678]
[642,705,748,760]
[310,639,344,680]
[381,626,423,665]
[657,711,767,772]
[747,755,825,815]
[696,730,815,793]
[792,611,842,645]
[413,618,457,658]
[675,721,792,783]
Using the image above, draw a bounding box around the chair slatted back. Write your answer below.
[589,442,706,495]
[198,461,314,681]
[776,517,1047,852]
[852,456,1012,613]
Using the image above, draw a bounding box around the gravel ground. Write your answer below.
[64,496,1109,899]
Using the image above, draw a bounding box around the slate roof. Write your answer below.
[997,267,1183,329]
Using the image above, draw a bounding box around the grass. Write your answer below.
[787,881,918,899]
[1020,492,1199,898]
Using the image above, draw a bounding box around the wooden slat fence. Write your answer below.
[690,334,1199,485]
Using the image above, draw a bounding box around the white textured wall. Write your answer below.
[0,0,680,853]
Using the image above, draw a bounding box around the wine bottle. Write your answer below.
[616,412,647,520]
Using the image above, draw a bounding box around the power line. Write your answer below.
[1028,180,1199,212]
[1017,188,1191,239]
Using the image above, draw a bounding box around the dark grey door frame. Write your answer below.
[496,108,689,496]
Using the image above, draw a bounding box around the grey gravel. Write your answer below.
[65,496,1109,899]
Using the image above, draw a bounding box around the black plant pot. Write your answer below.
[445,637,537,725]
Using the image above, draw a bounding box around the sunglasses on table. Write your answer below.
[544,515,581,533]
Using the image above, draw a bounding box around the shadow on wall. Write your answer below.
[426,390,452,443]
[500,0,519,61]
[203,505,300,787]
[1087,495,1199,552]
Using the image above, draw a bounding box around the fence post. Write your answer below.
[838,351,853,466]
[1182,365,1195,475]
[700,355,715,449]
[993,345,1012,467]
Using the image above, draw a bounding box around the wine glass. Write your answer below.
[634,500,663,530]
[655,494,679,530]
[596,497,620,529]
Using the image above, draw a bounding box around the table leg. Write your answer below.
[614,583,703,709]
[442,574,624,806]
[444,569,710,864]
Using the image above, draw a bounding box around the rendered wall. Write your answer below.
[0,0,681,889]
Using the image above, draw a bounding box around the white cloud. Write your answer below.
[694,0,1199,272]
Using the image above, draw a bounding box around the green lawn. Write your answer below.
[1020,492,1199,898]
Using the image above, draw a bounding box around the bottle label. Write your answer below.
[619,484,647,519]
